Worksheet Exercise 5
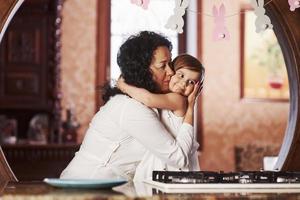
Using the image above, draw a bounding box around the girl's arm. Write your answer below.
[117,77,186,113]
[183,82,201,170]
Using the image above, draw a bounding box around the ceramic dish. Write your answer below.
[43,178,127,189]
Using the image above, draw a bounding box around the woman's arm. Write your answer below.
[120,98,194,168]
[117,77,186,113]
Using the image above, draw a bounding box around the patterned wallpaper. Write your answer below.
[60,0,289,170]
[61,0,97,142]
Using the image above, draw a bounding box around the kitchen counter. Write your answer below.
[2,181,300,199]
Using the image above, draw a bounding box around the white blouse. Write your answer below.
[133,110,200,181]
[60,95,194,180]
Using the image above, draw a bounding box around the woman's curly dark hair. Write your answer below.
[102,31,172,103]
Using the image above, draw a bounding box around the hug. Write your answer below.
[60,31,205,181]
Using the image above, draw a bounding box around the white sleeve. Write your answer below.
[189,140,200,171]
[120,99,194,168]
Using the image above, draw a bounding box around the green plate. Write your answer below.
[43,178,127,189]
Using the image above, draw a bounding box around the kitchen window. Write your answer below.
[110,0,180,80]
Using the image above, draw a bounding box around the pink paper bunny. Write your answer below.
[288,0,300,11]
[130,0,150,10]
[212,3,230,41]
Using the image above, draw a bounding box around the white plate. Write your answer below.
[43,178,127,189]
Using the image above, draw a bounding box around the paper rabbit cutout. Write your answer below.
[130,0,150,10]
[250,0,273,33]
[212,3,230,41]
[288,0,300,11]
[165,0,190,34]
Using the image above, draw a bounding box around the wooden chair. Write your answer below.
[0,146,17,182]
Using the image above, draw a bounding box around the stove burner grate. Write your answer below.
[152,171,300,184]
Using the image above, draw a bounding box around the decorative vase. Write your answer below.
[62,108,80,143]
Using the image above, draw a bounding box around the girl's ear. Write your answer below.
[219,3,226,17]
[212,5,218,17]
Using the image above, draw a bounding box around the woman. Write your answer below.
[60,31,197,180]
[117,54,204,180]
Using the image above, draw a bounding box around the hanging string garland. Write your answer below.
[130,0,190,33]
[130,0,300,38]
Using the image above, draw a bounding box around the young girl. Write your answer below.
[117,54,205,180]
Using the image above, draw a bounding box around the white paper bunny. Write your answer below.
[288,0,300,11]
[250,0,273,33]
[212,3,230,41]
[165,0,190,34]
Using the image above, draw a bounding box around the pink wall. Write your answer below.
[199,0,289,171]
[61,0,97,142]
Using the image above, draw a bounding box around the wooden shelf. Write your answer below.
[2,144,80,181]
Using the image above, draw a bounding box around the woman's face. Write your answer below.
[149,46,173,93]
[169,68,201,97]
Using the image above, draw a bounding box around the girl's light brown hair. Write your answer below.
[171,54,205,84]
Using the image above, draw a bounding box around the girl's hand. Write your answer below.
[184,82,202,126]
[187,82,203,107]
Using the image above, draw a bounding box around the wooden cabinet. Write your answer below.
[0,0,62,142]
[0,0,69,181]
[0,10,48,109]
[2,144,79,181]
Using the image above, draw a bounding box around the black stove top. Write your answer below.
[152,171,300,184]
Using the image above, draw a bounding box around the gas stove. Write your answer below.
[144,171,300,193]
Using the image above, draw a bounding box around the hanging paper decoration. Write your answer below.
[130,0,150,10]
[128,0,297,35]
[250,0,273,33]
[288,0,300,11]
[212,3,230,41]
[165,0,190,34]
